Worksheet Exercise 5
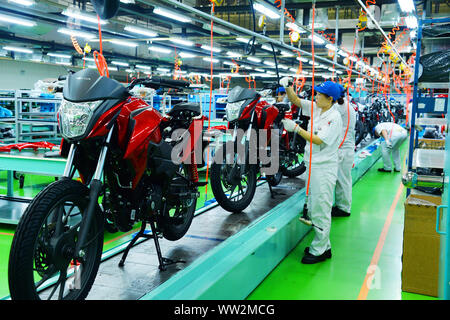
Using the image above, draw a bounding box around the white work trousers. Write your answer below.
[335,147,354,213]
[305,162,338,256]
[381,131,408,171]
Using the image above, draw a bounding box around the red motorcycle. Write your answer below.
[8,68,206,300]
[210,86,305,213]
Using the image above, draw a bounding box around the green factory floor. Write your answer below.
[247,143,439,300]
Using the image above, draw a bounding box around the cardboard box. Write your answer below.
[402,193,442,297]
[417,138,445,150]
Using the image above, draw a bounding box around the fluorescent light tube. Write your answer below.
[254,68,265,72]
[3,46,33,53]
[253,3,280,20]
[201,44,221,52]
[226,51,242,58]
[261,44,273,51]
[0,13,36,27]
[170,38,194,47]
[223,61,236,66]
[153,7,192,23]
[149,45,172,54]
[157,67,170,72]
[281,50,295,57]
[308,34,325,44]
[57,28,95,40]
[203,57,219,63]
[296,56,308,63]
[279,64,289,70]
[9,0,34,6]
[398,0,415,13]
[263,60,275,66]
[136,64,151,70]
[325,43,337,51]
[62,9,107,25]
[48,53,72,59]
[179,52,196,58]
[247,56,261,63]
[110,39,139,47]
[124,25,158,37]
[405,16,418,29]
[111,61,129,67]
[236,37,250,43]
[285,22,306,33]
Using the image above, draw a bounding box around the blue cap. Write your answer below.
[277,87,286,94]
[314,81,341,101]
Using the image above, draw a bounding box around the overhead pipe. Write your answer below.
[151,0,387,85]
[355,0,410,69]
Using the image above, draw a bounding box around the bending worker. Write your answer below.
[332,85,356,217]
[373,121,408,172]
[280,77,342,264]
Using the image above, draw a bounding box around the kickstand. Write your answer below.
[118,220,186,271]
[267,182,283,198]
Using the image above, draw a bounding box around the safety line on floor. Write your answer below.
[357,182,404,300]
[0,232,14,236]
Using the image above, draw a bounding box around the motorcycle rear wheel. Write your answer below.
[8,179,103,300]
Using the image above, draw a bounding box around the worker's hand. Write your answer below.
[280,77,293,88]
[282,118,298,133]
[386,140,393,149]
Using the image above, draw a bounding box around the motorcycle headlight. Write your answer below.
[226,101,245,122]
[59,99,102,139]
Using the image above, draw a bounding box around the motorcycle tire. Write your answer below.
[210,142,257,213]
[8,179,103,300]
[161,198,197,241]
[282,152,306,178]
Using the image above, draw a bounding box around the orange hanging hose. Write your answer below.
[93,15,109,77]
[305,3,316,197]
[204,1,215,199]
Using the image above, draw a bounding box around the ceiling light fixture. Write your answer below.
[201,44,221,52]
[149,45,172,54]
[111,61,129,67]
[170,38,194,47]
[57,28,95,40]
[0,13,36,27]
[153,7,192,23]
[124,25,158,37]
[252,3,280,19]
[62,8,108,25]
[3,46,33,53]
[47,52,72,59]
[247,56,261,63]
[110,39,139,47]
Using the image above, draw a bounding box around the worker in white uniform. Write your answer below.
[373,122,408,172]
[280,78,342,264]
[332,85,356,217]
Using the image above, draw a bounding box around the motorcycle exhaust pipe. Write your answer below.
[402,171,444,189]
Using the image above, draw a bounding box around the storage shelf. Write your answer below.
[415,118,447,126]
[412,148,445,169]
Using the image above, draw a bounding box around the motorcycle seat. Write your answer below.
[274,103,290,112]
[168,103,201,118]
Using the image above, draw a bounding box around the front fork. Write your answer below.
[63,127,114,259]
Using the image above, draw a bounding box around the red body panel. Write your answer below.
[123,101,163,188]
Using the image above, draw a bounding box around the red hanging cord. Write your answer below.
[204,1,215,199]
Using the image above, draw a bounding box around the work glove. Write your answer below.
[279,77,293,88]
[386,140,393,149]
[282,118,298,132]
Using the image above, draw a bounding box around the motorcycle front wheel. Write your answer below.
[8,179,103,300]
[210,142,257,213]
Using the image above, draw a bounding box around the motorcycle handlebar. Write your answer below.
[128,77,190,91]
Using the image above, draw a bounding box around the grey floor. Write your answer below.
[86,176,305,300]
